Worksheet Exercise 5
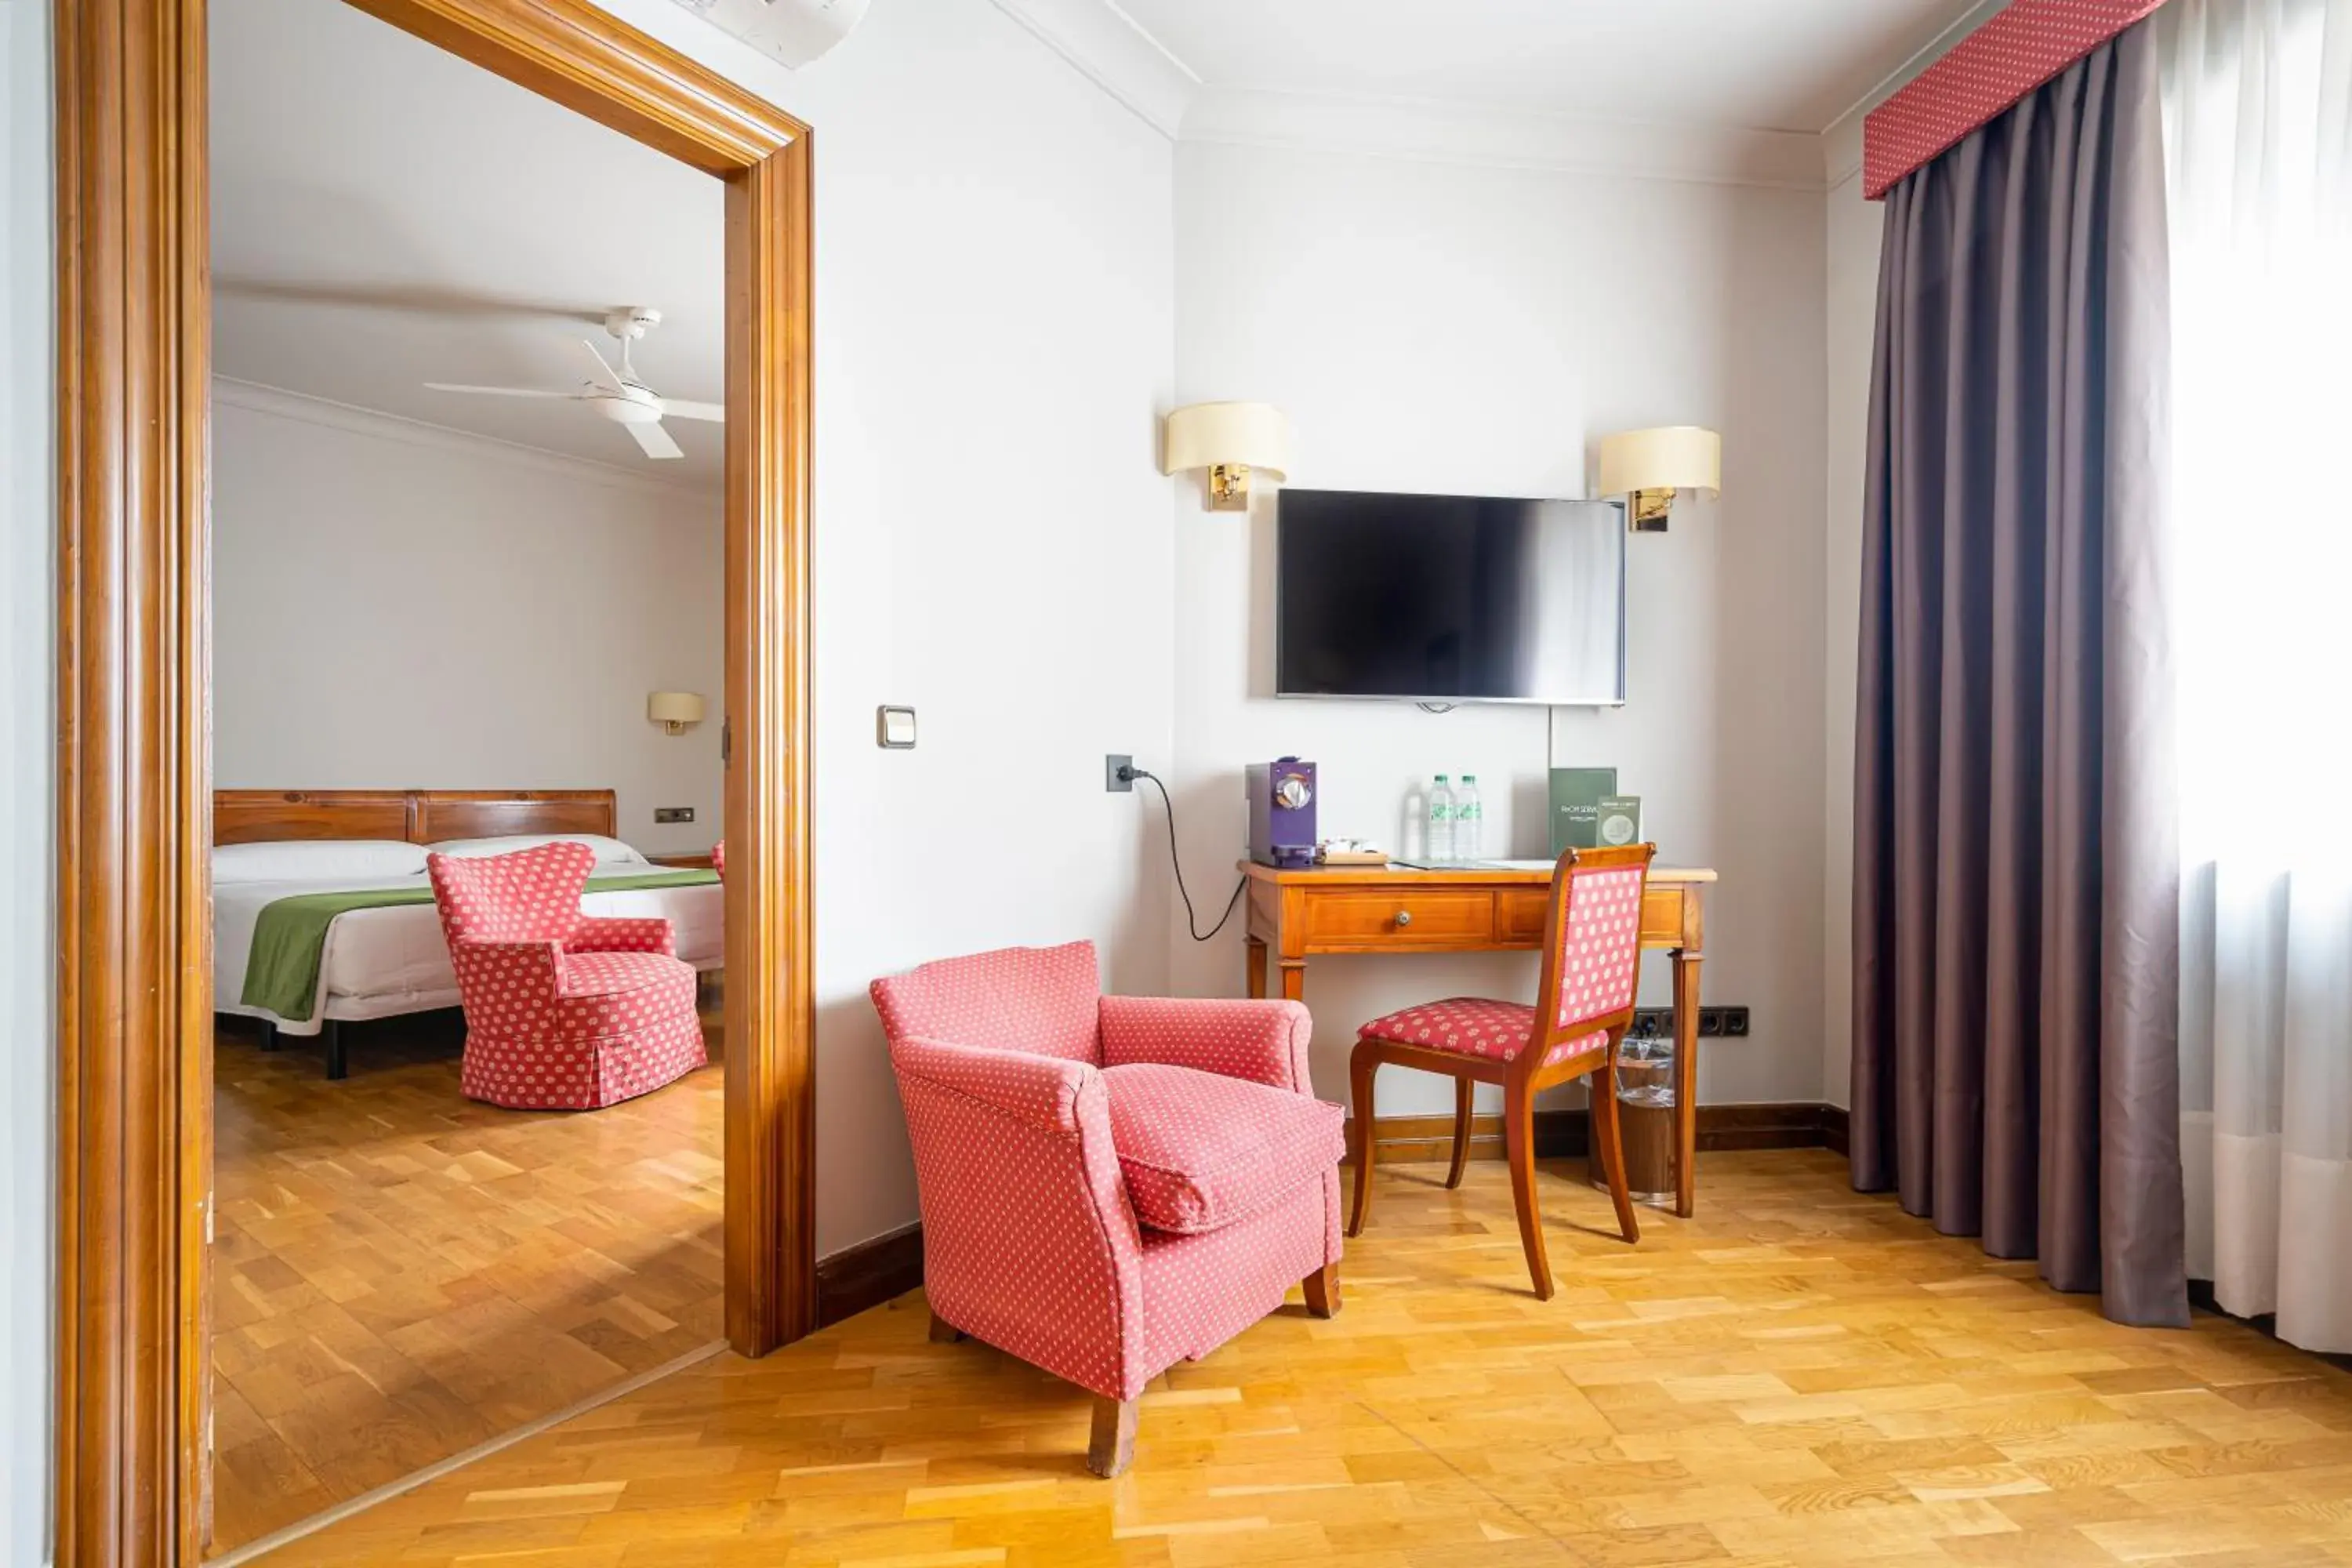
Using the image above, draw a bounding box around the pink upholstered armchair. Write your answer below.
[426,840,706,1110]
[870,941,1344,1477]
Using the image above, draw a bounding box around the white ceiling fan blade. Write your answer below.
[578,338,626,394]
[626,419,684,460]
[424,382,575,399]
[657,398,724,424]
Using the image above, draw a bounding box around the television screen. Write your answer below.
[1274,489,1627,705]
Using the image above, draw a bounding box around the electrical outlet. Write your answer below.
[654,806,695,824]
[1722,1007,1751,1037]
[1698,1007,1726,1037]
[1632,1007,1675,1037]
[1105,754,1134,793]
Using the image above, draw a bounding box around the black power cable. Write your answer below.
[1125,767,1247,942]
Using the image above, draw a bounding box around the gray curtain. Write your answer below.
[1851,22,2187,1327]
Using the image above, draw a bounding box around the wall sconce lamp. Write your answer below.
[1163,401,1293,512]
[647,691,706,735]
[1599,426,1722,533]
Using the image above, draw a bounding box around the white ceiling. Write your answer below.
[1117,0,1984,136]
[210,0,726,487]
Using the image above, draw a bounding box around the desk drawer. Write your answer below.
[1497,889,1550,944]
[1305,890,1494,945]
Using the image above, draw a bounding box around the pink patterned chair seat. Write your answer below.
[1359,997,1609,1071]
[427,841,707,1111]
[1100,1062,1346,1234]
[548,951,699,1040]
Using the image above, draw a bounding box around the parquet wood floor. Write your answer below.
[249,1149,2352,1567]
[211,1012,725,1554]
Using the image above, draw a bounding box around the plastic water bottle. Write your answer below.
[1427,775,1456,863]
[1455,775,1483,862]
[1401,781,1427,862]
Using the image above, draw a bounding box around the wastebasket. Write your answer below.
[1586,1029,1676,1206]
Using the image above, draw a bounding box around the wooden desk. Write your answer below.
[1240,859,1719,1217]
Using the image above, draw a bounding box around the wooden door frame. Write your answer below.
[53,2,816,1561]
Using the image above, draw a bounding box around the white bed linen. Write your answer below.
[213,872,724,1036]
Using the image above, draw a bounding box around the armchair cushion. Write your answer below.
[1100,1062,1344,1236]
[551,951,699,1042]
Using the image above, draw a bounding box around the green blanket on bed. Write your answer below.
[240,868,720,1022]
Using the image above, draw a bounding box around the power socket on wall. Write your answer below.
[1630,1006,1750,1039]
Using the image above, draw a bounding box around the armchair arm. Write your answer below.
[887,1035,1146,1399]
[568,916,677,957]
[1098,995,1314,1094]
[888,1035,1100,1134]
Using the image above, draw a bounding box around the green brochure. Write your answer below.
[1548,768,1617,855]
[1597,795,1642,848]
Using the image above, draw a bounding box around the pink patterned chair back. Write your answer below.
[869,940,1103,1063]
[426,840,597,948]
[1548,850,1652,1034]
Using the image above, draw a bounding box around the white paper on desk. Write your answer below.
[1399,858,1559,871]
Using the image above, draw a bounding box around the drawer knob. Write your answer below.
[1395,909,1414,927]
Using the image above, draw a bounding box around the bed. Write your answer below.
[212,788,723,1078]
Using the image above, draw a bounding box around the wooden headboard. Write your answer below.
[213,789,619,846]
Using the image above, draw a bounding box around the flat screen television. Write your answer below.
[1274,489,1627,705]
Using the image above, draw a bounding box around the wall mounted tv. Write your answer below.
[1274,488,1628,706]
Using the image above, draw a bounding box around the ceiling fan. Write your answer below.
[425,306,719,460]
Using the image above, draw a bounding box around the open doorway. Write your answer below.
[52,2,815,1561]
[202,8,734,1545]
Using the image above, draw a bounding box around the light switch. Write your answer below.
[877,706,916,750]
[654,807,696,824]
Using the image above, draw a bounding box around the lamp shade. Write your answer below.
[1162,401,1292,479]
[1598,426,1721,499]
[647,691,706,726]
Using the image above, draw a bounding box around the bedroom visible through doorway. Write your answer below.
[204,1,730,1551]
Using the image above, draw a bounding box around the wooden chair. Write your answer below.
[1346,842,1656,1298]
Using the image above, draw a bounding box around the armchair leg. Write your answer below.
[1347,1050,1377,1237]
[927,1312,966,1344]
[1445,1076,1475,1189]
[1302,1261,1341,1319]
[1087,1394,1138,1479]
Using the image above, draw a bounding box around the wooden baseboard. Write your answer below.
[814,1222,924,1329]
[815,1104,1850,1328]
[1346,1102,1849,1163]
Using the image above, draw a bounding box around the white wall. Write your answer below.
[2,0,53,1559]
[1167,140,1830,1118]
[212,384,725,856]
[590,0,1180,1254]
[1820,159,1882,1112]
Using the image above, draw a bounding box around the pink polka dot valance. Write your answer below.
[1864,0,2169,198]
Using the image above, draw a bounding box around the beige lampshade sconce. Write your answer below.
[1599,426,1722,533]
[647,691,706,735]
[1163,401,1294,512]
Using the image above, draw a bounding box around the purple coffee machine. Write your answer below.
[1246,757,1318,868]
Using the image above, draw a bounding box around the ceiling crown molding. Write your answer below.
[213,376,720,500]
[986,0,1200,139]
[1820,0,2008,188]
[1180,85,1826,191]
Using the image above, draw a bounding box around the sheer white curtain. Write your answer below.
[2161,0,2352,1351]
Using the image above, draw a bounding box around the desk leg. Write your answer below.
[1671,949,1702,1218]
[1246,938,1268,1000]
[1278,960,1305,1003]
